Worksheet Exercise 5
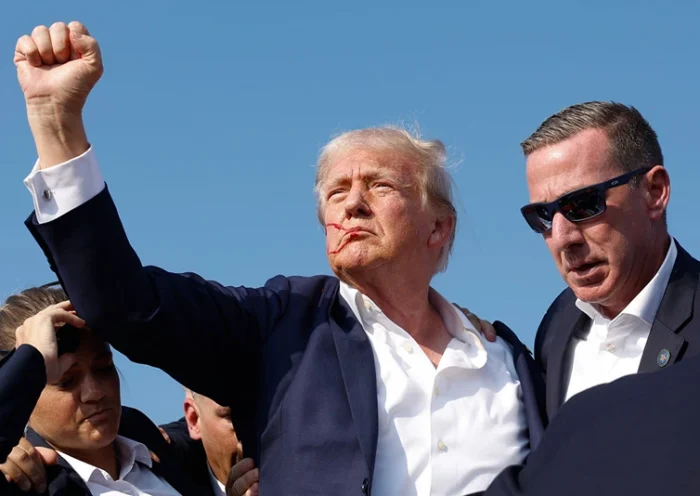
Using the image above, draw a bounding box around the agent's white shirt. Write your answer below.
[565,239,677,402]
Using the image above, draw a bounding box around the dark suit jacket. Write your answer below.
[0,345,212,496]
[27,187,546,496]
[482,350,700,496]
[534,241,700,422]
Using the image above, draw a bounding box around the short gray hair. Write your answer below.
[314,126,456,273]
[521,101,663,183]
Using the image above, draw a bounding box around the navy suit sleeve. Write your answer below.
[25,188,292,409]
[0,345,46,463]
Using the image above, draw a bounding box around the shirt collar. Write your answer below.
[338,281,488,368]
[208,464,227,496]
[57,435,153,483]
[575,238,678,326]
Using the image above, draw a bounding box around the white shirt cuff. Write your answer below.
[23,147,105,224]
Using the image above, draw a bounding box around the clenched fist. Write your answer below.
[15,21,102,114]
[14,21,102,168]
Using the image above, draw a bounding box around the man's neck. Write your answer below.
[340,265,446,348]
[210,460,230,490]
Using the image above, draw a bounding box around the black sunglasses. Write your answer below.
[521,167,652,234]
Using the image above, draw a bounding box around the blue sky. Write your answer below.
[2,1,699,425]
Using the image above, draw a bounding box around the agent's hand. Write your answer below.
[453,305,497,342]
[0,437,59,493]
[226,443,259,496]
[15,301,85,384]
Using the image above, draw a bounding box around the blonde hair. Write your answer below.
[314,126,457,273]
[0,285,67,350]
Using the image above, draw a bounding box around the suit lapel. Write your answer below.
[639,245,698,372]
[327,281,378,478]
[546,308,589,419]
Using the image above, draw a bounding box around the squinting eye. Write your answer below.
[327,189,345,200]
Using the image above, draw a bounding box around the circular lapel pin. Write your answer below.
[657,349,671,368]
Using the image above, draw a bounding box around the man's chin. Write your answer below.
[571,282,613,307]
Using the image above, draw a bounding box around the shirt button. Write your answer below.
[434,386,440,396]
[363,299,373,311]
[606,343,616,352]
[438,440,447,452]
[403,342,414,354]
[42,189,52,201]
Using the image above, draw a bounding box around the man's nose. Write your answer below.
[344,184,371,218]
[549,212,585,250]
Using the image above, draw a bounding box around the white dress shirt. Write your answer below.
[57,435,180,495]
[565,239,678,402]
[25,149,529,496]
[208,465,226,496]
[340,283,529,496]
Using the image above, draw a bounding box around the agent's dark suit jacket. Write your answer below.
[0,345,212,496]
[27,188,546,496]
[482,349,700,496]
[534,241,700,421]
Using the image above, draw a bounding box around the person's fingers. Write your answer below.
[230,468,259,496]
[37,306,86,328]
[228,458,255,482]
[0,458,32,492]
[67,21,90,36]
[31,25,55,66]
[49,22,70,64]
[478,318,497,342]
[158,427,172,444]
[245,482,260,496]
[226,458,258,496]
[14,35,41,67]
[35,447,59,466]
[46,300,74,312]
[454,304,498,342]
[12,439,48,493]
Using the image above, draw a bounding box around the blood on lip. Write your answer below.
[326,223,365,254]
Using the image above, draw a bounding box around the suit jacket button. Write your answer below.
[361,478,369,493]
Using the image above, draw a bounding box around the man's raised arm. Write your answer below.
[14,22,285,410]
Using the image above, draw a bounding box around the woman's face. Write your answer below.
[29,332,121,454]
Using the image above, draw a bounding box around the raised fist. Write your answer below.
[14,21,103,116]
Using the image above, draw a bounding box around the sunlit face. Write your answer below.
[320,148,445,279]
[29,333,121,454]
[526,128,656,309]
[185,393,239,484]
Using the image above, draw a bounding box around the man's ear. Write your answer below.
[644,165,670,222]
[183,399,202,440]
[428,212,455,248]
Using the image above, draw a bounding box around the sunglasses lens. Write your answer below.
[560,188,605,222]
[521,204,553,234]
